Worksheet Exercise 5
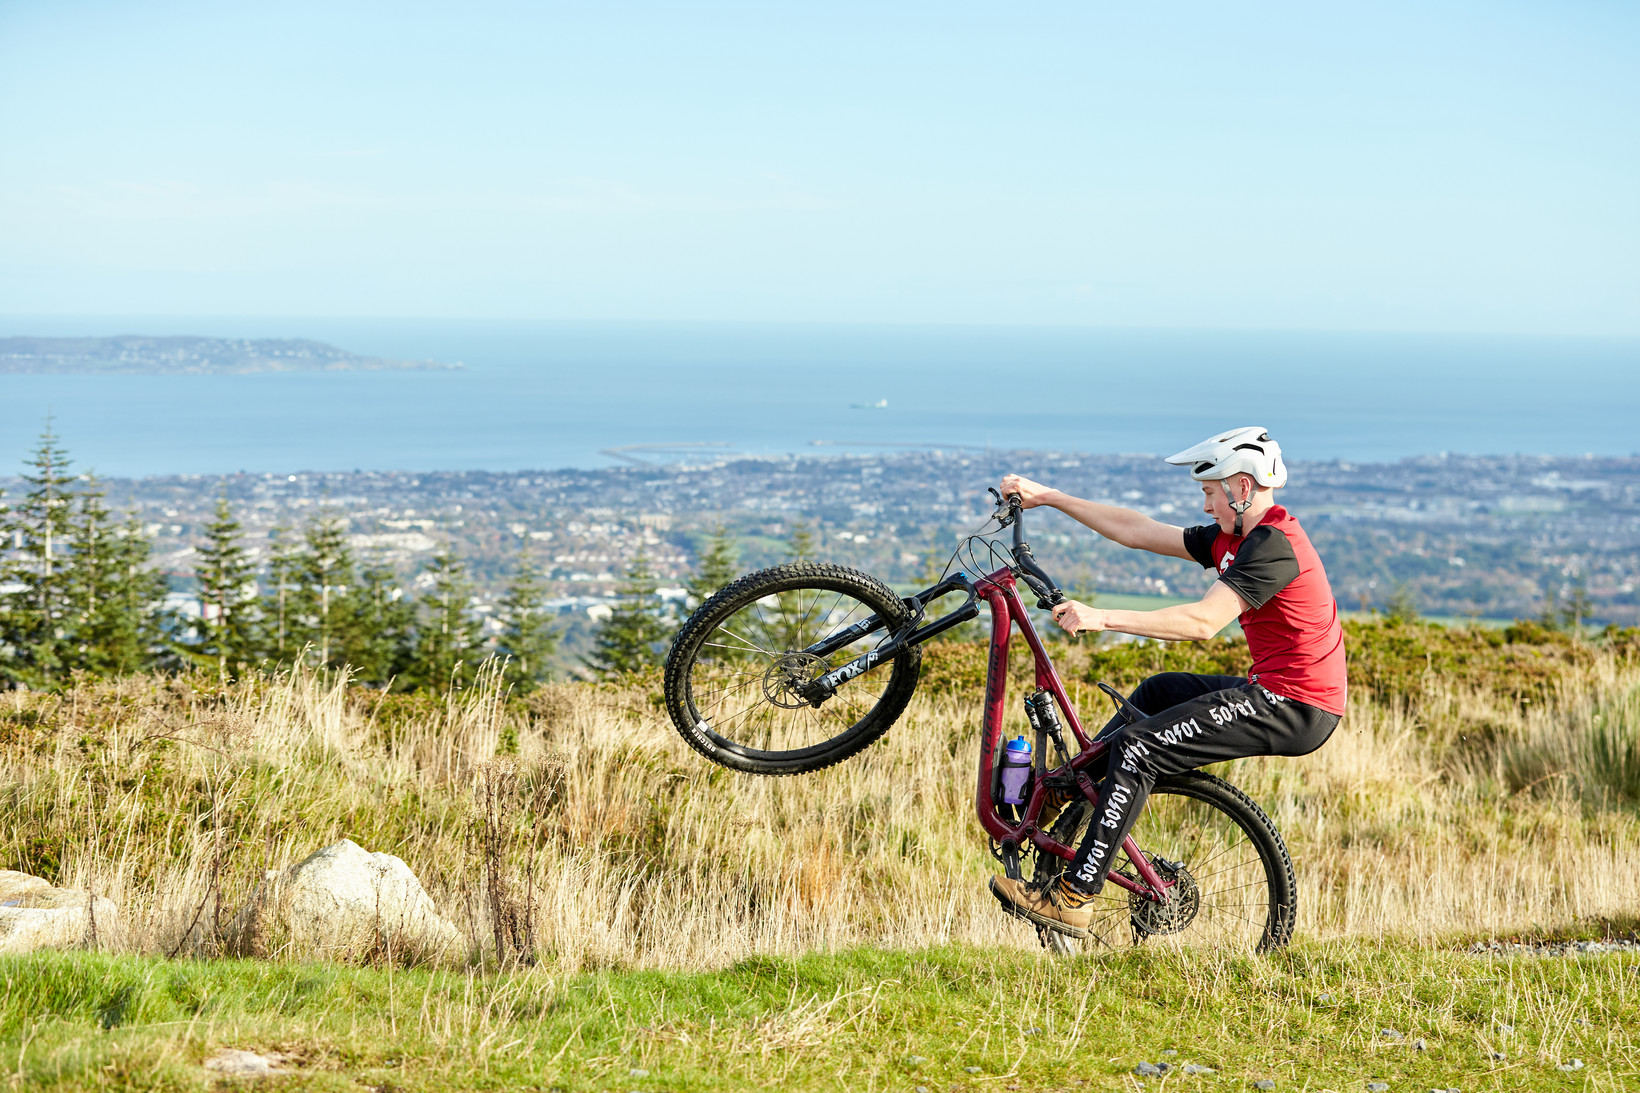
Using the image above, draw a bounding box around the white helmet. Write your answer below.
[1166,426,1287,488]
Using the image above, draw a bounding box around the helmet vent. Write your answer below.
[1193,461,1214,475]
[1232,443,1265,454]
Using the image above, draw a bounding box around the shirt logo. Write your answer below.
[1218,551,1236,574]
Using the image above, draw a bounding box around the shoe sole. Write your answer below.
[988,877,1091,939]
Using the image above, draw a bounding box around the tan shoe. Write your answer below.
[988,874,1094,938]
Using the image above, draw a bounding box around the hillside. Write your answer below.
[1,619,1636,1088]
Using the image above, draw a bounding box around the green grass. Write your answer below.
[6,942,1635,1091]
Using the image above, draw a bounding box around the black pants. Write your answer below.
[1068,672,1340,892]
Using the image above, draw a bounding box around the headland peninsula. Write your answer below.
[0,335,459,374]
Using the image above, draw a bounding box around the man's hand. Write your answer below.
[1051,599,1105,636]
[998,473,1060,509]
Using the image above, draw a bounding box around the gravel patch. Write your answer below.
[1466,938,1640,957]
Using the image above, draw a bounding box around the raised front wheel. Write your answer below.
[663,563,921,775]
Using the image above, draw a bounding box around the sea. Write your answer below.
[2,317,1636,478]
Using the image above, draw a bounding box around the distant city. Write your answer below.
[0,336,458,374]
[8,449,1634,642]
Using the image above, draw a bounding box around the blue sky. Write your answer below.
[1,0,1635,333]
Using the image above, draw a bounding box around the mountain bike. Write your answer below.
[662,492,1296,953]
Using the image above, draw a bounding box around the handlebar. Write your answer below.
[988,489,1065,610]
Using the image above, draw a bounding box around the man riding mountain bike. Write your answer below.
[988,426,1347,939]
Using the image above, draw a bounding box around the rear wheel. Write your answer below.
[663,563,921,775]
[1031,770,1296,953]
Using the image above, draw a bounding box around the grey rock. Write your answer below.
[628,1068,649,1078]
[1134,1062,1163,1077]
[1557,1059,1585,1072]
[0,871,123,954]
[1023,1027,1042,1035]
[1413,1039,1427,1051]
[1161,1049,1178,1057]
[965,1067,984,1074]
[225,839,461,964]
[1381,1028,1403,1041]
[1489,1052,1506,1062]
[1183,1064,1216,1075]
[1497,1023,1513,1035]
[203,1049,284,1076]
[917,1087,930,1093]
[1254,1082,1276,1091]
[1366,1084,1389,1092]
[1317,993,1334,1003]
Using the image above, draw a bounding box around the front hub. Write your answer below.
[761,651,829,708]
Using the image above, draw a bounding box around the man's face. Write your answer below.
[1199,477,1251,533]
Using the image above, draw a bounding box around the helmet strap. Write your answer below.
[1220,480,1253,537]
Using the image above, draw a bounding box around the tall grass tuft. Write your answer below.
[1503,671,1640,809]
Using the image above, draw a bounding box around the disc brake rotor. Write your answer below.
[1129,856,1201,937]
[761,651,828,709]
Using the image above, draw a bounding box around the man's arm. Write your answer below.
[1052,581,1246,642]
[999,474,1192,560]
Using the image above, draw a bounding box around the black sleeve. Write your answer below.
[1217,525,1300,609]
[1182,524,1218,570]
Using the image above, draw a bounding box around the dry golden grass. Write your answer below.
[1,639,1636,972]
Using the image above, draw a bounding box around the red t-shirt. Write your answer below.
[1182,505,1347,715]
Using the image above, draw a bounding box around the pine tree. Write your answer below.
[1540,582,1563,631]
[1562,575,1595,635]
[97,512,171,676]
[495,554,557,693]
[262,524,299,662]
[187,493,259,677]
[411,548,483,690]
[687,525,739,605]
[0,424,79,687]
[62,477,146,676]
[586,551,670,677]
[289,514,357,668]
[785,520,818,563]
[60,474,115,675]
[1384,583,1420,624]
[348,557,417,687]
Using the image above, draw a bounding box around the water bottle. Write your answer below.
[999,735,1033,805]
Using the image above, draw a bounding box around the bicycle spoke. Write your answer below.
[713,625,776,657]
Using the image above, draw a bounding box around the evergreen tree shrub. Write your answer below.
[495,554,557,693]
[586,551,670,677]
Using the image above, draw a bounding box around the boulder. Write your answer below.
[203,1049,285,1076]
[225,839,462,964]
[0,871,122,954]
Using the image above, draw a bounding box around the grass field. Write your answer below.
[6,941,1637,1091]
[2,620,1638,1088]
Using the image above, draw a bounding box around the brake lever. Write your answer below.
[987,486,1014,526]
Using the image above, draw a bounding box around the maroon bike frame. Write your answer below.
[971,566,1171,901]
